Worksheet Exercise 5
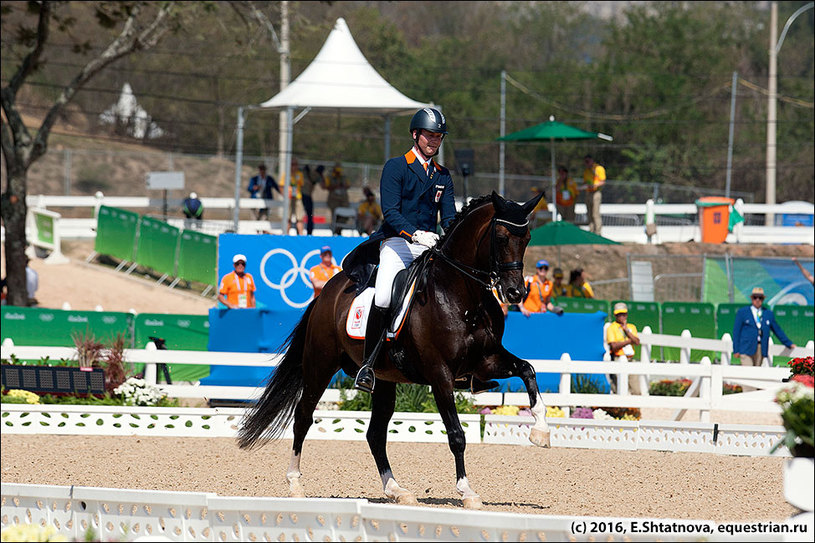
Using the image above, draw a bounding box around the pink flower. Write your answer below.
[479,407,492,415]
[792,374,814,388]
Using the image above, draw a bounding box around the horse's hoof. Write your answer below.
[396,492,418,506]
[288,479,306,498]
[529,428,551,448]
[462,496,483,510]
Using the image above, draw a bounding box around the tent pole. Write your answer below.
[384,115,391,162]
[499,70,506,197]
[281,106,293,234]
[550,137,557,221]
[232,106,245,232]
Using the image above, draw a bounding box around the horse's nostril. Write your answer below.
[506,288,521,303]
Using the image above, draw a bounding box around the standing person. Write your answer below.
[217,254,256,309]
[280,157,305,235]
[519,259,556,316]
[529,187,549,228]
[555,165,578,223]
[301,164,323,235]
[325,162,350,235]
[567,268,595,298]
[249,164,282,221]
[182,191,203,229]
[352,107,456,393]
[605,302,641,394]
[551,267,568,299]
[581,155,606,234]
[25,257,39,306]
[357,186,383,235]
[309,245,342,298]
[732,287,796,367]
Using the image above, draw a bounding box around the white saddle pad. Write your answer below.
[346,281,417,340]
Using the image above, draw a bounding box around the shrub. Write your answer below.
[649,378,691,396]
[789,356,814,377]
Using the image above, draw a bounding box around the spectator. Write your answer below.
[519,259,556,316]
[248,164,283,221]
[357,186,383,235]
[325,162,350,234]
[792,257,814,285]
[280,157,306,235]
[0,275,7,305]
[25,257,39,306]
[309,245,342,298]
[605,302,641,394]
[555,165,579,223]
[581,155,606,234]
[732,287,795,367]
[566,267,595,298]
[302,164,324,236]
[529,187,549,228]
[217,254,256,309]
[551,267,568,299]
[182,192,203,229]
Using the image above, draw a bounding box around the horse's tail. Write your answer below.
[237,302,314,450]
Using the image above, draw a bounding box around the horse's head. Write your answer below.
[488,191,542,304]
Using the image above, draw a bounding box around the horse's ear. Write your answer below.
[522,191,544,217]
[491,191,507,214]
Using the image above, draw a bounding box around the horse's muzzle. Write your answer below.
[504,287,523,304]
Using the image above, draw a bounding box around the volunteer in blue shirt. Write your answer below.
[353,107,456,393]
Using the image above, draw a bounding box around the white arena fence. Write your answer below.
[3,193,813,244]
[6,483,808,543]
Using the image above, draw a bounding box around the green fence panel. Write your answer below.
[94,206,139,262]
[135,216,180,278]
[177,230,217,286]
[133,313,211,382]
[772,305,814,367]
[661,302,716,362]
[1,307,133,365]
[610,300,661,360]
[556,298,610,316]
[715,303,743,340]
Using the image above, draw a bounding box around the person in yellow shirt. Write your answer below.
[519,260,558,316]
[555,166,579,223]
[551,267,568,299]
[605,302,641,394]
[529,187,550,228]
[581,155,606,234]
[309,246,342,298]
[357,186,383,235]
[217,254,256,309]
[279,157,305,235]
[566,268,594,298]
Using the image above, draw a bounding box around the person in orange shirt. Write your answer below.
[555,165,578,223]
[309,246,342,298]
[518,259,558,316]
[217,254,256,309]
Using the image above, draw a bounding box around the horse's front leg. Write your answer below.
[431,382,482,509]
[367,380,417,505]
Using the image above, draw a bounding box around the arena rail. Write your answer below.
[6,482,800,543]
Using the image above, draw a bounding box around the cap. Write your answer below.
[233,254,247,264]
[536,259,549,269]
[363,187,374,197]
[189,192,198,199]
[320,245,332,255]
[751,287,765,297]
[613,302,628,315]
[553,267,564,278]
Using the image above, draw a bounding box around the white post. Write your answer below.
[766,2,778,226]
[766,337,774,367]
[710,364,724,414]
[733,198,744,243]
[680,329,692,365]
[93,191,104,220]
[699,357,711,422]
[639,325,652,395]
[720,333,733,366]
[645,199,656,244]
[144,341,158,385]
[559,353,572,418]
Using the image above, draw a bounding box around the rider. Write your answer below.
[353,107,457,393]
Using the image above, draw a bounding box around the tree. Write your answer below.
[1,1,184,306]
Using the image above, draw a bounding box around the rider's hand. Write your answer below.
[412,230,440,248]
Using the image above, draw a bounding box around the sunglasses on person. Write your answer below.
[751,295,764,300]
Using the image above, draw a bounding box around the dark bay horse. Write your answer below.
[237,191,550,509]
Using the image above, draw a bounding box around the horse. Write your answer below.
[237,191,551,509]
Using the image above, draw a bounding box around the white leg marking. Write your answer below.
[286,452,305,498]
[456,476,482,509]
[529,393,551,447]
[384,477,418,506]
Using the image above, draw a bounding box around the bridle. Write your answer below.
[430,214,528,298]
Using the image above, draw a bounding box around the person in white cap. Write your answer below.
[217,254,256,309]
[605,302,641,394]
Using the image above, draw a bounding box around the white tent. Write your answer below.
[232,17,436,231]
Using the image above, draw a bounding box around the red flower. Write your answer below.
[789,356,814,377]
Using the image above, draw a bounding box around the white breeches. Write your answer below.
[374,237,429,308]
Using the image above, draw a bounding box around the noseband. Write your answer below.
[431,216,528,293]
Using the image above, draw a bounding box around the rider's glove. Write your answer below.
[412,230,440,248]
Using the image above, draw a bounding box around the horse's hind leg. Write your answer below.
[367,380,418,505]
[286,356,340,498]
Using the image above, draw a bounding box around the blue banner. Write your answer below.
[217,234,365,311]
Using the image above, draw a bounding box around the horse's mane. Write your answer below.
[437,194,494,246]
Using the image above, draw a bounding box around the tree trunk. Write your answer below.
[3,165,29,307]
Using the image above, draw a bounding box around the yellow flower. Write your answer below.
[6,389,40,404]
[1,523,67,542]
[546,406,566,418]
[493,405,520,416]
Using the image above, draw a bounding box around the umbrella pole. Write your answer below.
[550,139,557,222]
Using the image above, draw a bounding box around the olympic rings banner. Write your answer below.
[217,234,365,311]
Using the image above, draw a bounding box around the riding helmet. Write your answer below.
[409,107,447,135]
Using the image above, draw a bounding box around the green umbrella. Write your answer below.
[529,220,620,267]
[498,116,612,218]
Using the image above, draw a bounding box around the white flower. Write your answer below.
[114,377,166,406]
[592,408,614,420]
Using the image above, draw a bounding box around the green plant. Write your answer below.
[572,374,603,394]
[337,381,476,414]
[648,379,691,396]
[771,380,814,458]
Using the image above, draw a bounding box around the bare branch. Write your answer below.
[5,1,52,98]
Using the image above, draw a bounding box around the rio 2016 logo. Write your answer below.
[259,248,322,309]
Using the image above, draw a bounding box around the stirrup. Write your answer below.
[354,365,375,393]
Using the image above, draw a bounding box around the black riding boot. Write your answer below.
[354,305,389,393]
